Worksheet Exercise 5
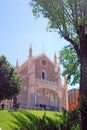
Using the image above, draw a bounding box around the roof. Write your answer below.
[17,53,55,72]
[34,53,54,65]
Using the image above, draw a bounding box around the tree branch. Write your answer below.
[64,35,80,58]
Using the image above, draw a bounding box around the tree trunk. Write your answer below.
[80,36,87,96]
[79,36,87,130]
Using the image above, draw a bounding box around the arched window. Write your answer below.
[42,71,45,79]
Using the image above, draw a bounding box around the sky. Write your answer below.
[0,0,75,89]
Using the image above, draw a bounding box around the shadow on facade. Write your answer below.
[34,104,58,111]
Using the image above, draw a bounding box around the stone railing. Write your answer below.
[35,78,58,88]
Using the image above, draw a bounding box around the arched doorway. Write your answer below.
[35,88,59,111]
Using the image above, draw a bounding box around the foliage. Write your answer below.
[0,109,82,130]
[30,0,86,42]
[0,110,16,130]
[10,109,82,130]
[30,0,87,86]
[59,44,80,85]
[0,110,61,130]
[0,55,21,101]
[10,111,34,130]
[10,109,60,130]
[59,108,81,130]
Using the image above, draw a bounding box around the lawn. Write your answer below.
[0,109,61,130]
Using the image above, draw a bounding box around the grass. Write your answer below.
[0,110,15,130]
[0,109,61,130]
[29,110,61,118]
[0,109,19,130]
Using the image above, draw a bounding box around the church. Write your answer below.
[16,45,68,111]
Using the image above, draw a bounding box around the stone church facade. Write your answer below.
[16,45,68,111]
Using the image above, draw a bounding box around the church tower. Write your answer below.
[54,52,57,72]
[15,59,19,72]
[54,52,57,66]
[29,44,32,57]
[64,76,67,88]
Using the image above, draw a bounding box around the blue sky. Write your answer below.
[0,0,69,65]
[0,0,75,88]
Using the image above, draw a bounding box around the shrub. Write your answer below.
[10,110,61,130]
[59,108,81,130]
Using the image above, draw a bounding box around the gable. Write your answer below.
[35,54,56,81]
[35,54,54,66]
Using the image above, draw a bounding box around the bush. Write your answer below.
[10,110,60,130]
[59,108,81,130]
[10,108,82,130]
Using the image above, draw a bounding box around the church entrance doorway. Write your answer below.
[35,88,59,111]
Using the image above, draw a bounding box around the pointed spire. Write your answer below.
[54,52,57,66]
[16,59,18,68]
[29,44,32,57]
[15,59,19,72]
[64,76,67,88]
[58,65,60,73]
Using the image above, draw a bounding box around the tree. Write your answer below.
[30,0,87,95]
[59,44,80,86]
[30,0,87,129]
[0,55,21,101]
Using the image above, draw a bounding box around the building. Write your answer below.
[16,45,68,111]
[68,88,79,110]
